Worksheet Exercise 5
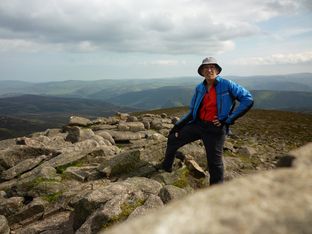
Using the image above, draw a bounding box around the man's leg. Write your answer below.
[162,123,201,171]
[201,125,226,185]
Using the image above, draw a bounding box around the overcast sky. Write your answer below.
[0,0,311,82]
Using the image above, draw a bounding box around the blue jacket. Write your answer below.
[177,75,253,126]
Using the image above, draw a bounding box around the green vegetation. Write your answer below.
[42,191,63,203]
[101,198,145,230]
[172,167,190,188]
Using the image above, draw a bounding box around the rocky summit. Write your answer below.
[0,110,311,234]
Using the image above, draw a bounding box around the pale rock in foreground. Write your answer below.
[102,143,312,234]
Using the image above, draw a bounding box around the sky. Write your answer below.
[0,0,311,82]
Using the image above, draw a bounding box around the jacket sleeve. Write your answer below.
[175,86,197,128]
[225,80,254,125]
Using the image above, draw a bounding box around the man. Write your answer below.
[159,57,254,185]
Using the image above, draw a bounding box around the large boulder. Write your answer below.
[158,185,187,204]
[95,131,115,145]
[117,122,145,132]
[0,146,56,170]
[7,197,48,227]
[128,195,164,219]
[1,155,47,180]
[72,183,133,230]
[107,131,146,142]
[13,211,74,234]
[65,127,95,143]
[76,192,145,234]
[98,150,147,178]
[68,116,92,127]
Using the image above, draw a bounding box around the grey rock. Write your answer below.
[0,196,24,217]
[161,123,174,129]
[148,133,167,142]
[185,159,207,178]
[0,190,6,198]
[223,141,235,152]
[68,116,92,127]
[47,142,100,169]
[36,166,58,180]
[91,124,117,131]
[142,120,150,130]
[65,127,95,143]
[98,150,146,178]
[43,128,63,137]
[76,193,130,233]
[14,211,73,234]
[63,165,100,182]
[90,135,112,146]
[8,197,48,226]
[128,195,164,219]
[126,116,138,122]
[116,112,129,121]
[117,122,130,131]
[78,191,145,233]
[0,215,10,234]
[238,146,257,156]
[0,138,16,150]
[72,183,132,230]
[95,131,115,145]
[16,135,71,152]
[107,131,146,142]
[160,113,167,118]
[124,177,163,196]
[30,180,65,197]
[126,122,146,132]
[0,146,56,169]
[159,185,187,204]
[150,119,162,130]
[1,155,47,180]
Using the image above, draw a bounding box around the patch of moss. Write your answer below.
[101,198,145,230]
[32,177,60,187]
[42,191,63,203]
[56,161,84,174]
[172,167,190,188]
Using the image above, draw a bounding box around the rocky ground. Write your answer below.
[0,109,311,233]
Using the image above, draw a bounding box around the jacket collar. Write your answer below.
[202,75,221,87]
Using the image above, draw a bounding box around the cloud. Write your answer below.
[234,51,312,65]
[0,0,309,55]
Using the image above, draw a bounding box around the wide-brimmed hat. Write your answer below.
[198,57,222,76]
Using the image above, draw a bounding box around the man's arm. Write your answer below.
[225,80,254,125]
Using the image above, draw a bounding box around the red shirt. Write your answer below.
[199,85,217,121]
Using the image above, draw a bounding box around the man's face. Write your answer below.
[202,64,218,80]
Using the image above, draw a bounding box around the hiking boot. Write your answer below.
[154,163,172,173]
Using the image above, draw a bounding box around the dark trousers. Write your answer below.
[162,120,226,185]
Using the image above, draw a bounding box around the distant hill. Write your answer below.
[106,86,194,109]
[0,94,137,116]
[0,94,139,140]
[229,73,312,92]
[252,90,312,112]
[0,73,311,99]
[105,87,312,112]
